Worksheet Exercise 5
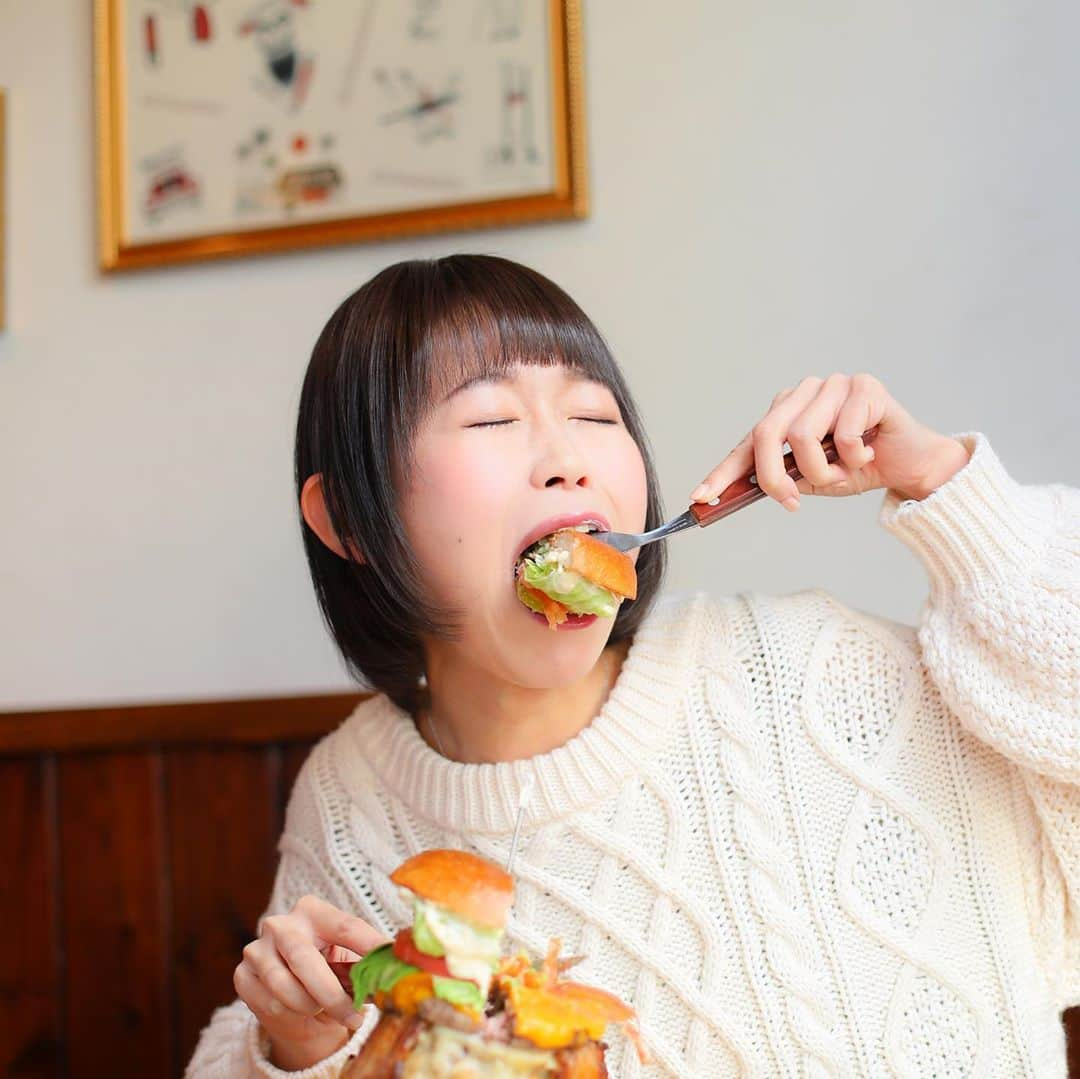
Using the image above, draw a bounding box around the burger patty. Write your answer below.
[419,996,483,1034]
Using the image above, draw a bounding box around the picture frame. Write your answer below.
[94,0,587,273]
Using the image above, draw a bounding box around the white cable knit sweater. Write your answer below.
[186,431,1079,1078]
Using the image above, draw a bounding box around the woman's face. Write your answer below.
[398,361,649,688]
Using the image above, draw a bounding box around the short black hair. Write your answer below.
[294,254,667,714]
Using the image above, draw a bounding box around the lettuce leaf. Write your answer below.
[350,944,488,1016]
[350,944,418,1007]
[432,976,487,1011]
[413,906,446,957]
[518,558,620,618]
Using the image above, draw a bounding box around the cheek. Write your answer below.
[400,440,515,598]
[605,434,649,531]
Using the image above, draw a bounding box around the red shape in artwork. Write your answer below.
[192,5,212,43]
[145,15,158,64]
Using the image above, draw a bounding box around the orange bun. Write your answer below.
[390,849,513,930]
[552,530,637,600]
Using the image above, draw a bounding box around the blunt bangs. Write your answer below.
[295,254,667,713]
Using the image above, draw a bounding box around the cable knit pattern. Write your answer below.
[186,431,1078,1078]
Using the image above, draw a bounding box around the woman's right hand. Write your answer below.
[234,894,387,1071]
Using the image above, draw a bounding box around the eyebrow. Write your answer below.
[442,369,598,404]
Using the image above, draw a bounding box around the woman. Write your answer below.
[187,255,1078,1077]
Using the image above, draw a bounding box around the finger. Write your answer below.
[750,376,828,509]
[244,938,324,1016]
[690,433,754,502]
[293,894,388,956]
[236,964,337,1047]
[794,473,849,497]
[832,373,883,470]
[784,374,852,488]
[235,962,297,1027]
[688,385,800,502]
[246,945,324,1017]
[274,924,366,1029]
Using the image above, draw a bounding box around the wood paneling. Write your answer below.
[167,747,280,1065]
[0,693,363,754]
[58,751,172,1078]
[0,693,346,1077]
[0,758,62,1076]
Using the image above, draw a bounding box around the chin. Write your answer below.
[507,628,612,688]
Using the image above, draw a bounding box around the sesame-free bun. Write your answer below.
[553,530,637,601]
[390,849,513,930]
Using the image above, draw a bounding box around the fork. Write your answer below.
[591,426,881,553]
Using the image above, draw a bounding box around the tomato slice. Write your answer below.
[520,582,569,627]
[392,928,453,979]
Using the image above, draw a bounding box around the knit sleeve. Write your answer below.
[184,746,381,1078]
[878,429,1080,1003]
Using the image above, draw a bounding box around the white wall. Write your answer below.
[1,1,1076,709]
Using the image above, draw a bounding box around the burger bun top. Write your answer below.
[390,849,513,930]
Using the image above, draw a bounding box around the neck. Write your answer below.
[417,639,632,764]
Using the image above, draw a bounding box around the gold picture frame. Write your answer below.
[95,0,588,273]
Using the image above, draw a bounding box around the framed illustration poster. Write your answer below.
[94,0,587,271]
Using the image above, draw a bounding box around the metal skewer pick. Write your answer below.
[506,770,536,875]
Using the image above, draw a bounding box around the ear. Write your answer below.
[300,473,365,563]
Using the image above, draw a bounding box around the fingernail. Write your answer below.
[345,1012,364,1031]
[691,484,709,501]
[864,446,875,461]
[782,495,800,512]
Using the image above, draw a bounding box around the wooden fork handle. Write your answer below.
[688,425,881,528]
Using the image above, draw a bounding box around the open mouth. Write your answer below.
[513,521,603,576]
[512,522,634,630]
[526,609,598,630]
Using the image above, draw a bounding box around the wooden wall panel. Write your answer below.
[167,746,281,1075]
[279,741,316,833]
[0,694,362,755]
[0,757,62,1076]
[57,751,172,1079]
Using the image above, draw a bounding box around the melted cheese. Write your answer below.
[503,980,626,1049]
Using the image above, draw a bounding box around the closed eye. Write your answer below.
[466,417,618,429]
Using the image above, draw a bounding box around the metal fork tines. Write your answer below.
[590,508,699,553]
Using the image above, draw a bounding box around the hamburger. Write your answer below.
[515,527,637,630]
[342,849,646,1078]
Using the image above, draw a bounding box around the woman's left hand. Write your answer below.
[689,373,972,512]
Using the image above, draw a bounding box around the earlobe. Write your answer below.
[300,474,365,563]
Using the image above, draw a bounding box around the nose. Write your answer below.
[530,422,591,490]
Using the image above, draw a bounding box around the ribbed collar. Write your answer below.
[340,591,708,836]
